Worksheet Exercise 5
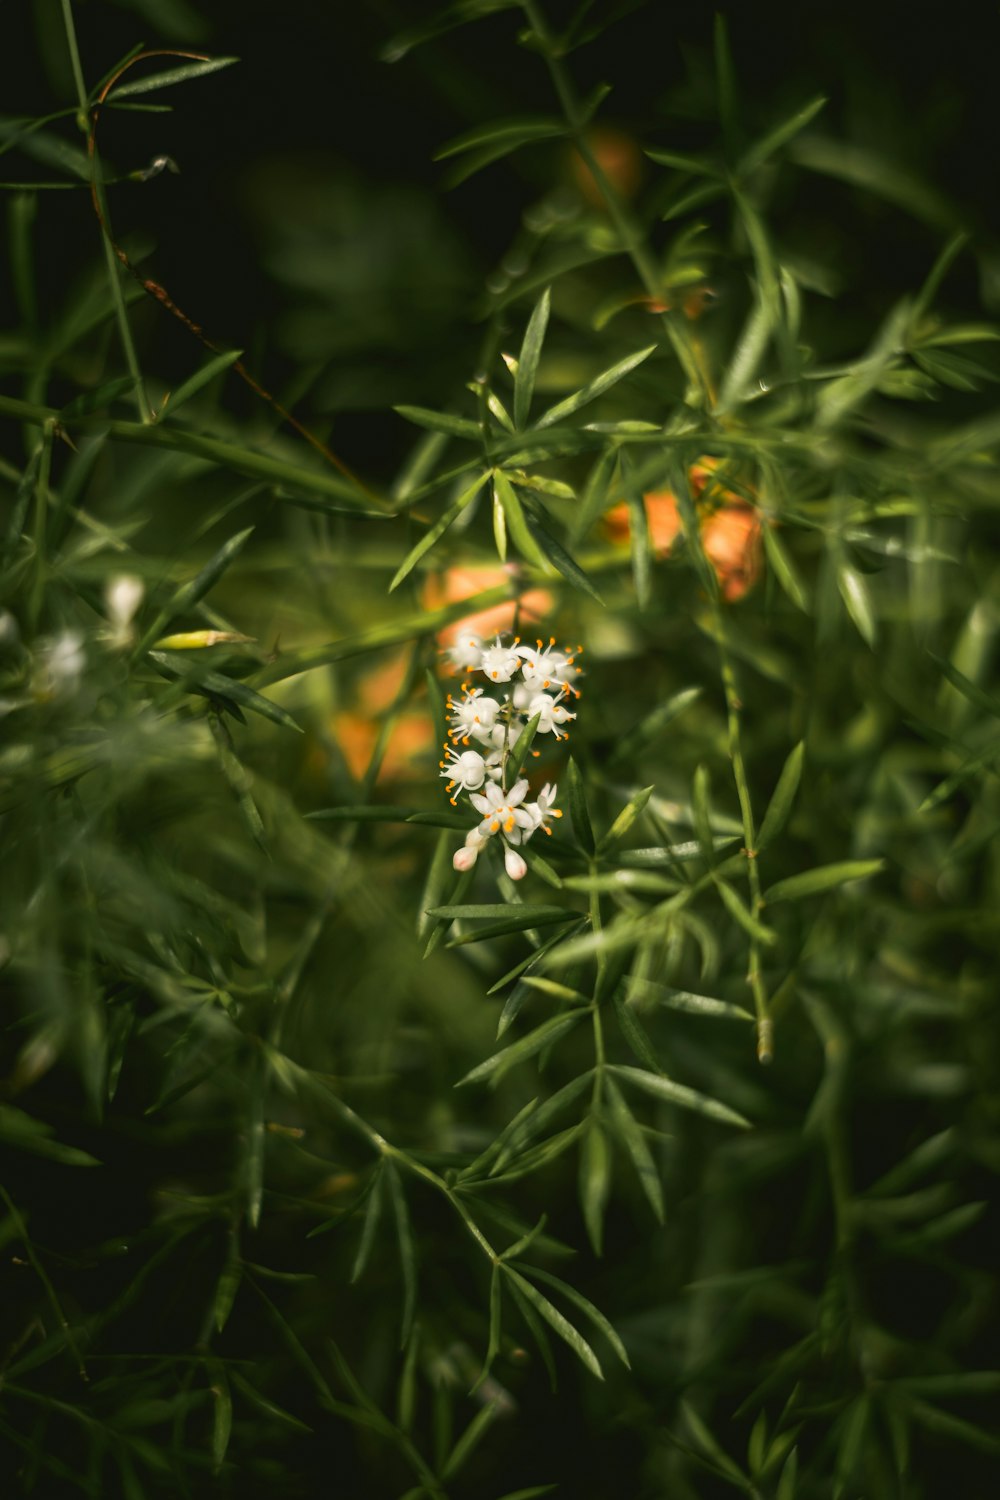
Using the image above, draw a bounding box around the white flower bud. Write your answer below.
[453,845,479,872]
[504,846,527,881]
[106,573,144,628]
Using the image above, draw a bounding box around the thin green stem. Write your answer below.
[27,417,54,629]
[713,606,772,1061]
[60,0,150,423]
[519,0,712,406]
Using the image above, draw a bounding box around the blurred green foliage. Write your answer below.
[1,2,999,1498]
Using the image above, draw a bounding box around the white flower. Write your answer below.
[479,635,521,683]
[526,690,576,739]
[443,632,485,673]
[469,777,534,842]
[106,574,144,630]
[504,846,527,881]
[447,686,501,745]
[440,746,488,801]
[34,630,85,700]
[516,638,582,694]
[520,782,562,841]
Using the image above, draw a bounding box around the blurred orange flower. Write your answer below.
[422,564,554,653]
[604,459,763,602]
[333,709,433,783]
[569,127,644,207]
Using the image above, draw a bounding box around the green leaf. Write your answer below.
[434,115,565,160]
[0,1104,100,1167]
[756,741,805,851]
[159,349,243,420]
[108,56,239,99]
[762,523,809,611]
[429,902,570,922]
[523,1265,631,1369]
[578,1119,611,1255]
[492,481,509,559]
[571,445,618,543]
[599,786,654,852]
[394,405,481,440]
[837,562,877,648]
[59,376,136,419]
[507,711,542,784]
[381,1,518,63]
[150,653,302,733]
[611,1064,751,1128]
[515,287,550,429]
[566,756,595,853]
[493,469,550,572]
[645,146,723,177]
[613,991,665,1074]
[136,526,254,653]
[441,1399,500,1479]
[521,498,605,602]
[350,1165,385,1283]
[627,980,753,1021]
[763,859,884,903]
[503,1267,603,1379]
[385,1163,417,1347]
[609,687,702,766]
[606,1077,665,1222]
[715,878,778,945]
[930,651,1000,721]
[389,472,486,591]
[536,345,656,428]
[739,94,827,175]
[457,1010,586,1088]
[209,1364,232,1474]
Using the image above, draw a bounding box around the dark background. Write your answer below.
[4,0,1000,477]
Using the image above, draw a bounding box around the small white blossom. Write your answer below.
[479,635,521,683]
[440,746,488,800]
[520,783,562,841]
[106,574,144,629]
[447,686,501,745]
[34,630,86,700]
[516,638,582,694]
[443,632,485,673]
[469,778,534,841]
[526,690,575,739]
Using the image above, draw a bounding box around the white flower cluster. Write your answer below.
[440,633,581,880]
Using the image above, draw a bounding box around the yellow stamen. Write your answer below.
[505,817,514,833]
[490,821,499,832]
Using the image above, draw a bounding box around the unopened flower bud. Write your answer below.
[453,845,479,872]
[504,846,527,881]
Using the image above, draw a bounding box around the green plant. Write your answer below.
[1,3,998,1497]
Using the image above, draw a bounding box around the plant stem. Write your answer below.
[711,606,772,1060]
[60,0,150,423]
[519,0,712,406]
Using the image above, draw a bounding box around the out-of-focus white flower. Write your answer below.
[34,630,86,700]
[0,610,20,648]
[103,573,144,649]
[443,632,485,673]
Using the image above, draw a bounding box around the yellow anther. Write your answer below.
[490,821,499,832]
[505,817,514,833]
